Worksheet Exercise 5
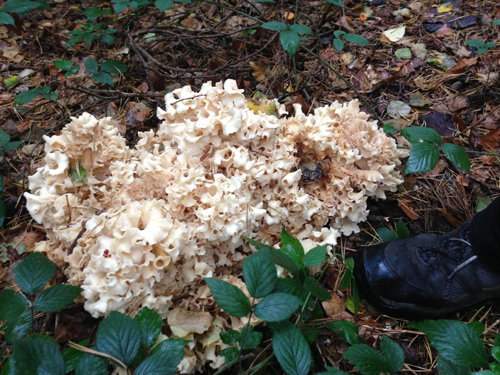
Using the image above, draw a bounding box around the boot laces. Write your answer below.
[446,237,477,280]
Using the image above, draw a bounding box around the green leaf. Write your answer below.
[219,347,239,364]
[83,8,101,21]
[92,72,114,86]
[0,129,10,146]
[112,0,128,14]
[14,90,39,105]
[409,320,488,367]
[281,228,305,268]
[2,1,41,14]
[380,336,405,373]
[333,38,344,51]
[344,343,393,375]
[272,321,312,375]
[67,29,86,35]
[62,340,88,373]
[383,123,397,133]
[343,33,369,45]
[13,337,66,375]
[338,267,353,289]
[325,0,343,6]
[303,245,327,267]
[243,248,277,298]
[289,24,313,35]
[493,347,500,363]
[149,338,188,357]
[0,357,13,375]
[55,60,73,70]
[437,356,470,375]
[270,249,300,275]
[405,142,440,174]
[101,32,115,45]
[401,126,442,144]
[466,39,486,48]
[328,320,364,345]
[261,21,287,31]
[85,58,99,74]
[14,252,56,294]
[254,293,302,322]
[376,227,398,242]
[0,290,28,321]
[220,329,241,345]
[0,176,4,192]
[241,325,262,350]
[244,236,274,252]
[280,29,300,56]
[69,164,87,184]
[493,19,500,25]
[477,47,490,55]
[155,0,173,12]
[396,220,410,239]
[34,285,82,312]
[441,143,471,172]
[135,306,163,348]
[205,278,251,318]
[0,201,5,227]
[0,12,15,26]
[303,276,331,301]
[96,311,141,367]
[66,35,83,47]
[272,278,308,302]
[486,42,497,48]
[101,60,128,74]
[5,310,31,343]
[316,367,350,375]
[134,347,185,375]
[74,353,109,375]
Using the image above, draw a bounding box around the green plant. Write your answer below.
[0,0,41,26]
[0,252,187,374]
[466,39,497,56]
[376,219,410,243]
[67,22,117,47]
[112,0,191,14]
[332,30,369,52]
[55,58,128,86]
[261,22,313,56]
[0,130,22,226]
[384,124,471,174]
[13,86,58,105]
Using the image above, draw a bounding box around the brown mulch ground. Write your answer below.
[2,0,500,373]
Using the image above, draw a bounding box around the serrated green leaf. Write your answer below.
[396,220,410,239]
[466,39,486,48]
[34,285,82,312]
[220,329,241,345]
[5,309,31,343]
[2,1,41,14]
[92,72,114,86]
[477,47,489,55]
[101,32,115,45]
[375,227,398,242]
[289,24,313,35]
[405,142,440,174]
[14,90,39,105]
[383,123,397,133]
[0,357,13,375]
[244,236,274,252]
[85,58,99,74]
[219,347,239,364]
[66,35,83,47]
[13,337,65,375]
[343,33,369,45]
[55,60,73,71]
[149,338,188,357]
[333,38,344,51]
[325,0,343,6]
[468,321,485,336]
[486,42,497,48]
[155,0,173,12]
[401,126,442,144]
[205,278,251,317]
[83,8,101,21]
[0,12,15,26]
[281,228,305,268]
[409,320,488,367]
[303,276,331,301]
[493,347,500,363]
[74,353,109,375]
[272,278,308,302]
[328,320,364,345]
[280,29,300,56]
[272,321,312,375]
[135,306,163,348]
[0,129,10,146]
[96,311,141,367]
[254,293,302,322]
[303,245,327,267]
[338,267,353,290]
[0,290,28,321]
[241,325,262,350]
[134,347,185,375]
[101,60,128,74]
[380,336,405,373]
[437,356,470,375]
[344,343,393,375]
[62,340,88,373]
[0,201,5,227]
[441,143,470,172]
[243,248,277,298]
[316,366,350,375]
[14,252,55,294]
[0,175,4,192]
[270,249,300,275]
[261,21,287,31]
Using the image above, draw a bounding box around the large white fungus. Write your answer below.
[25,80,403,372]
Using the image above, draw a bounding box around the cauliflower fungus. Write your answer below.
[25,80,403,372]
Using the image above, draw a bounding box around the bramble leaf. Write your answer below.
[55,60,73,70]
[289,24,313,35]
[13,336,66,375]
[441,143,471,172]
[303,245,327,267]
[135,306,163,348]
[101,60,128,74]
[343,33,369,45]
[0,290,28,321]
[303,276,331,301]
[13,252,55,294]
[401,126,442,144]
[261,21,287,31]
[74,353,109,375]
[92,72,114,86]
[205,278,251,317]
[272,321,312,375]
[280,29,300,56]
[35,285,82,312]
[405,142,440,174]
[155,0,174,12]
[396,220,410,239]
[254,293,302,322]
[243,248,277,298]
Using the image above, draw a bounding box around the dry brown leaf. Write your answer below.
[439,208,463,228]
[250,61,269,82]
[138,82,148,93]
[479,128,500,151]
[11,231,45,252]
[447,95,468,112]
[322,292,345,316]
[181,17,201,29]
[398,199,419,220]
[435,23,454,37]
[167,307,214,337]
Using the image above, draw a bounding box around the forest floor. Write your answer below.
[1,0,500,374]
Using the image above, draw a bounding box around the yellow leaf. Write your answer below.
[438,2,453,13]
[382,26,406,42]
[247,97,278,116]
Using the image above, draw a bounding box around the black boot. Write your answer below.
[355,221,500,318]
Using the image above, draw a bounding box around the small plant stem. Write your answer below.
[248,353,275,375]
[300,46,385,127]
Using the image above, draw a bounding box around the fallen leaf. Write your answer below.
[398,199,419,220]
[392,8,410,17]
[479,128,500,151]
[427,159,448,177]
[250,61,269,82]
[382,26,406,42]
[247,98,278,116]
[167,307,214,337]
[395,48,412,59]
[456,174,469,187]
[420,111,455,136]
[181,17,201,29]
[409,91,432,107]
[426,55,457,70]
[435,23,454,37]
[137,82,148,93]
[438,2,453,13]
[322,292,345,316]
[439,208,463,228]
[11,231,45,252]
[387,100,411,118]
[447,95,468,112]
[411,43,427,59]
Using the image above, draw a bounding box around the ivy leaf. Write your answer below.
[96,311,141,367]
[13,252,56,294]
[409,320,488,367]
[14,90,39,105]
[13,336,66,375]
[272,321,312,375]
[243,248,277,298]
[303,276,331,301]
[92,72,114,86]
[342,33,369,45]
[34,285,82,312]
[205,278,251,318]
[401,126,442,144]
[280,29,300,56]
[303,245,327,267]
[405,142,440,174]
[55,60,73,71]
[135,306,163,348]
[261,21,287,31]
[254,293,302,322]
[441,143,471,172]
[101,60,128,74]
[0,290,28,322]
[289,24,313,35]
[155,0,173,12]
[74,353,109,375]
